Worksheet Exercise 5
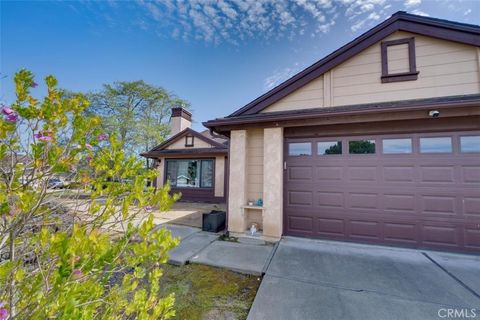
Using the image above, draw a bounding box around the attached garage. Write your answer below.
[204,12,480,254]
[284,130,480,252]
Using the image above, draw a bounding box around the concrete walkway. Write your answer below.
[157,224,275,274]
[190,240,275,276]
[248,237,480,320]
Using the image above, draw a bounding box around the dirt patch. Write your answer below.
[160,264,261,320]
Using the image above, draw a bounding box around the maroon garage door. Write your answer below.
[284,131,480,252]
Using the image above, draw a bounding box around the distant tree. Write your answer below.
[324,142,342,155]
[348,140,376,154]
[87,81,189,166]
[0,70,179,319]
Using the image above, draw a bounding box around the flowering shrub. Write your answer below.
[0,70,180,319]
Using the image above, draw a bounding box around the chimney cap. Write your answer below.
[171,107,192,121]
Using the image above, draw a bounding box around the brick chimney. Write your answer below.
[170,107,192,136]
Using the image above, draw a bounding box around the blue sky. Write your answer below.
[1,0,478,131]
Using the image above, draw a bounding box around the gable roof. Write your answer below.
[140,127,228,159]
[220,11,480,118]
[153,127,227,151]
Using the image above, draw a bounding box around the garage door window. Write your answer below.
[318,141,342,155]
[420,137,452,153]
[382,138,412,154]
[349,140,375,154]
[460,136,480,153]
[289,142,311,156]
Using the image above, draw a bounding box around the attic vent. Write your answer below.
[185,134,194,147]
[381,37,419,83]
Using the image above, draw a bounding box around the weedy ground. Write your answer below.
[159,264,261,320]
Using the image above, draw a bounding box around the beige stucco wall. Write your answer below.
[261,76,324,113]
[165,136,213,149]
[260,31,480,113]
[214,156,225,197]
[170,116,191,136]
[227,130,248,233]
[246,129,264,202]
[156,157,165,188]
[262,127,283,238]
[332,31,480,106]
[227,128,283,239]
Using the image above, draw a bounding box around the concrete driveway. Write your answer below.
[248,237,480,320]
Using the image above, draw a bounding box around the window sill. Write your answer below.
[381,71,419,83]
[170,186,214,190]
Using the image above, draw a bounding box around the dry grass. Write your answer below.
[159,264,261,320]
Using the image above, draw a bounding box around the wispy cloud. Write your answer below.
[404,0,422,8]
[264,62,304,91]
[132,0,395,44]
[69,0,441,45]
[411,9,430,16]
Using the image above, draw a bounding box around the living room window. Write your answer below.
[381,37,419,83]
[165,159,214,188]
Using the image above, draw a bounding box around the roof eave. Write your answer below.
[204,95,480,131]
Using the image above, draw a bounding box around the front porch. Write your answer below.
[153,201,226,228]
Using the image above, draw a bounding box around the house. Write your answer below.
[141,107,228,203]
[204,11,480,253]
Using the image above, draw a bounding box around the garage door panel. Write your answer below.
[284,131,480,253]
[383,166,415,182]
[421,195,456,215]
[420,166,456,183]
[317,191,345,208]
[383,194,416,212]
[288,166,314,181]
[348,167,377,181]
[422,225,461,248]
[288,191,313,206]
[464,228,480,249]
[462,166,480,183]
[348,193,379,210]
[464,197,480,216]
[349,220,381,240]
[288,216,314,232]
[383,222,418,243]
[317,218,346,236]
[316,166,344,181]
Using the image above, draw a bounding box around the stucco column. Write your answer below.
[156,157,165,188]
[228,130,247,233]
[263,127,283,238]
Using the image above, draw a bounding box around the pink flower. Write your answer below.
[1,106,14,115]
[34,131,53,142]
[0,302,7,320]
[98,133,108,141]
[85,156,92,162]
[0,308,7,320]
[145,205,153,212]
[5,114,18,123]
[72,269,83,280]
[38,135,52,142]
[30,81,38,88]
[85,143,93,150]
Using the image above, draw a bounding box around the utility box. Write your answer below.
[202,210,226,233]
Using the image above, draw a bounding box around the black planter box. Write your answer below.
[202,210,226,233]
